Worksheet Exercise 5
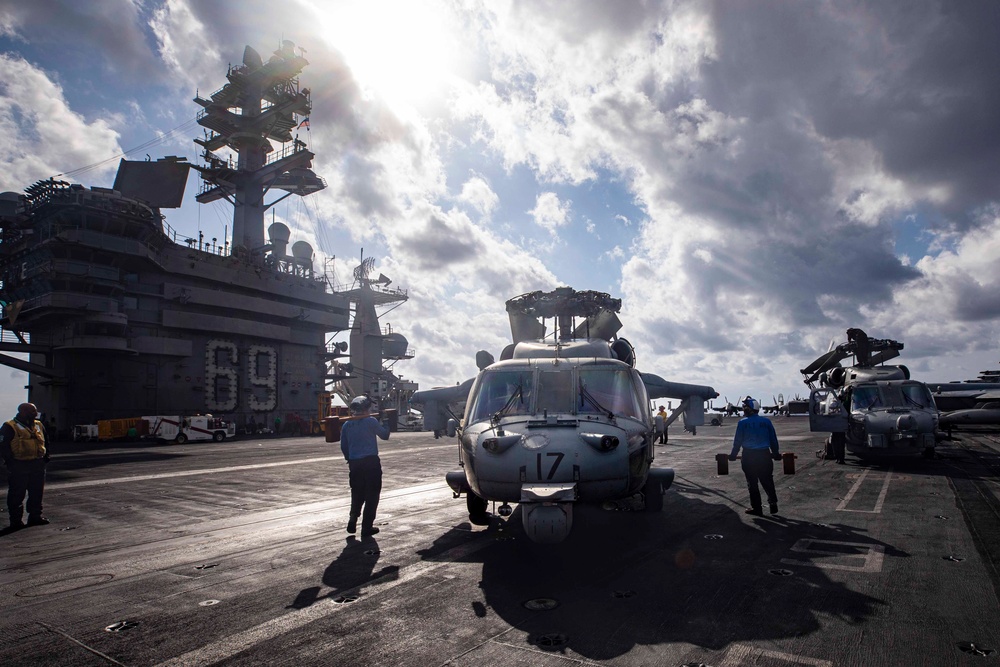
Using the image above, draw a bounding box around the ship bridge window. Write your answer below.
[578,368,643,420]
[468,369,534,422]
[851,386,881,411]
[900,383,934,408]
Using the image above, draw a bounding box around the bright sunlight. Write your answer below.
[316,0,463,111]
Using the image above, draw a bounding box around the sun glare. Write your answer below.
[318,0,461,111]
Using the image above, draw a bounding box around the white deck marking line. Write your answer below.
[153,536,494,667]
[38,622,129,667]
[835,467,893,513]
[780,539,885,573]
[49,443,454,490]
[719,642,833,666]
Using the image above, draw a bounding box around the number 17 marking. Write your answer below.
[536,452,565,480]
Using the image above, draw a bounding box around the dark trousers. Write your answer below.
[348,456,382,530]
[831,432,846,463]
[657,429,667,444]
[7,459,46,523]
[741,449,777,511]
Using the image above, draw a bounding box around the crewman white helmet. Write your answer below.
[350,396,373,415]
[742,397,760,413]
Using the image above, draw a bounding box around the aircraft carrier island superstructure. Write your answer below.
[0,42,415,433]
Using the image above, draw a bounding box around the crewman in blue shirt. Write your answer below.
[729,396,781,516]
[340,395,390,537]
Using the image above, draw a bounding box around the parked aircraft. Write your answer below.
[926,374,1000,432]
[719,396,743,417]
[411,287,718,543]
[761,394,784,415]
[802,328,938,459]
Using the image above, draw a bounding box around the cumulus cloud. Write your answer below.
[0,55,122,189]
[0,0,162,81]
[5,0,999,401]
[529,191,571,233]
[457,175,499,216]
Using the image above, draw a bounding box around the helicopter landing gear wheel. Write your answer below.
[467,492,490,525]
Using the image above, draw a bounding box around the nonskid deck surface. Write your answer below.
[2,420,999,666]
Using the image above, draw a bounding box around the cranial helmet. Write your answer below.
[742,396,760,412]
[350,395,373,415]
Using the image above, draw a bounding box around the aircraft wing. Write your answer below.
[410,379,475,431]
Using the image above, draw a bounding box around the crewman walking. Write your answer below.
[728,396,781,516]
[1,403,50,529]
[340,396,390,537]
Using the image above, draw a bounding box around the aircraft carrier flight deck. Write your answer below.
[2,418,998,666]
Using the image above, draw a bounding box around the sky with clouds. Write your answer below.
[1,0,999,419]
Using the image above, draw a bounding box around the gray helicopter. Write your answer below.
[802,328,939,459]
[410,287,718,543]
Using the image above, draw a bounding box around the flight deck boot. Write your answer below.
[346,515,358,534]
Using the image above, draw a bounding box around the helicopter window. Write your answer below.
[537,370,574,414]
[578,368,643,419]
[468,370,534,422]
[851,386,881,411]
[900,384,934,408]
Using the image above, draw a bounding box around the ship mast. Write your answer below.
[193,41,325,260]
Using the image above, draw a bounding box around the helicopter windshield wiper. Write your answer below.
[491,382,524,424]
[579,381,614,419]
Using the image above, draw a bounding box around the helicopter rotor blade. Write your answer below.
[869,348,900,366]
[800,348,849,377]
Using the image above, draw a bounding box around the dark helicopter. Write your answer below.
[801,328,938,459]
[410,287,718,543]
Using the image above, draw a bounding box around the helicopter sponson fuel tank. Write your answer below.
[412,287,717,544]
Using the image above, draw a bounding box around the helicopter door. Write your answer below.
[808,388,848,433]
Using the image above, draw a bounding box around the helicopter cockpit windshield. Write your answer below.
[466,365,645,422]
[900,383,934,408]
[578,367,644,419]
[468,370,534,423]
[851,383,935,411]
[851,385,882,411]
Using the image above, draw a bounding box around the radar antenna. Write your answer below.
[353,256,376,285]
